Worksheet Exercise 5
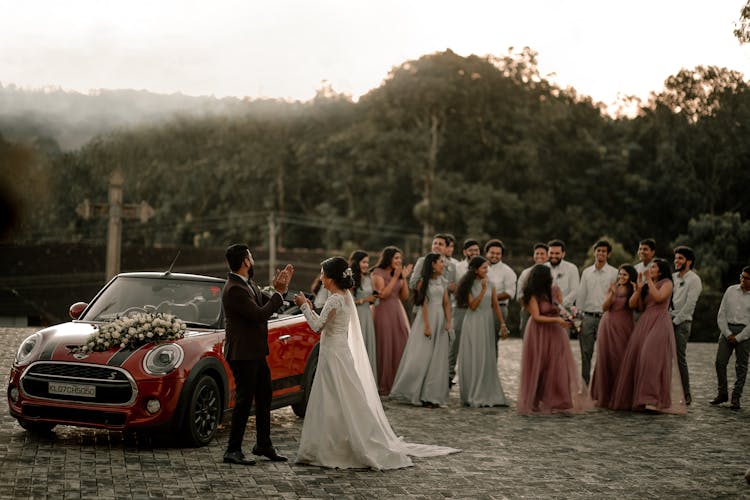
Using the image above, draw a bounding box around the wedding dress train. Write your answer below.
[296,292,459,469]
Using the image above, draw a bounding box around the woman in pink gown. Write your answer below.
[372,246,413,395]
[589,264,637,408]
[610,258,687,414]
[517,265,593,415]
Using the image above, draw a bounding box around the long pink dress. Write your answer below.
[610,279,687,414]
[372,268,410,395]
[589,289,634,407]
[517,293,593,415]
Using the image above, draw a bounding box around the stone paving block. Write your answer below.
[2,328,750,498]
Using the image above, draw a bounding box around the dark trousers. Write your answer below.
[493,304,509,357]
[672,321,692,396]
[448,307,466,382]
[715,326,750,399]
[579,314,601,385]
[227,359,272,452]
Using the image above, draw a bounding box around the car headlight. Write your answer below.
[15,332,43,365]
[143,344,184,375]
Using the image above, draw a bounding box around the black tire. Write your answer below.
[18,419,56,433]
[180,375,221,447]
[291,347,319,418]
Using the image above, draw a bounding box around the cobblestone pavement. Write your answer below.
[0,327,747,499]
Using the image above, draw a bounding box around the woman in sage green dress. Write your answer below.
[390,253,452,407]
[350,250,378,380]
[455,256,508,408]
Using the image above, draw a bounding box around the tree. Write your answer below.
[671,212,750,291]
[735,1,750,43]
[652,66,747,123]
[361,50,507,248]
[0,133,57,241]
[626,66,750,243]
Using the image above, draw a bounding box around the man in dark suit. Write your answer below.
[222,243,294,465]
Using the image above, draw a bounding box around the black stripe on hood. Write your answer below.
[107,345,140,366]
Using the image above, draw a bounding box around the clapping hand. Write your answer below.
[402,263,413,279]
[643,270,654,285]
[293,292,311,309]
[272,264,295,293]
[393,261,403,278]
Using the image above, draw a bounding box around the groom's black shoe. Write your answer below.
[223,450,256,465]
[252,445,288,462]
[710,394,729,405]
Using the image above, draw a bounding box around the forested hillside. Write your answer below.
[0,84,246,149]
[2,49,749,290]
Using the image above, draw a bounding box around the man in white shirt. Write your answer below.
[671,246,703,405]
[409,233,455,292]
[546,239,579,310]
[454,239,479,282]
[711,266,750,410]
[448,238,481,386]
[576,240,618,384]
[516,243,549,337]
[634,238,656,274]
[485,239,516,349]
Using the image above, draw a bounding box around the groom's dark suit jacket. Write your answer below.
[222,273,283,361]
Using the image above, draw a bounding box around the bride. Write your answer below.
[293,256,459,470]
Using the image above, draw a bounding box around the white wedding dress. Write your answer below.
[296,291,459,470]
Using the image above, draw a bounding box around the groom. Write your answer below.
[222,243,294,465]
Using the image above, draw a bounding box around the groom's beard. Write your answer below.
[247,266,255,279]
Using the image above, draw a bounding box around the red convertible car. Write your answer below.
[7,272,320,446]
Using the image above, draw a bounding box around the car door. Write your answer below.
[267,314,318,397]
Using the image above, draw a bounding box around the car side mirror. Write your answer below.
[69,302,88,320]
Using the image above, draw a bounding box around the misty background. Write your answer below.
[2,44,749,332]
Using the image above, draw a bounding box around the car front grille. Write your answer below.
[22,404,127,427]
[20,361,137,405]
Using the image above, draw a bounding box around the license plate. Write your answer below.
[48,382,96,398]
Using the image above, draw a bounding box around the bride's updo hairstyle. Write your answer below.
[321,256,355,290]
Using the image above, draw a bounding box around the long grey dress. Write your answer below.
[355,275,378,381]
[389,277,450,406]
[458,281,508,407]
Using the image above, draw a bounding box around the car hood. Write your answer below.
[31,321,155,365]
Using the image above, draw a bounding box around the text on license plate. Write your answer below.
[48,382,96,398]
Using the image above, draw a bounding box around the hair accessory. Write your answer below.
[342,268,353,279]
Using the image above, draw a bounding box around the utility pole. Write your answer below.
[76,170,155,281]
[106,170,123,281]
[268,213,277,284]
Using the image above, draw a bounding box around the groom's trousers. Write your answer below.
[227,359,272,452]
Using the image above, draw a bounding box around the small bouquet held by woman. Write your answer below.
[555,303,583,334]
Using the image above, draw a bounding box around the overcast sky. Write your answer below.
[1,0,749,106]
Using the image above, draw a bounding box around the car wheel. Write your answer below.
[18,419,56,434]
[292,347,319,418]
[181,374,221,447]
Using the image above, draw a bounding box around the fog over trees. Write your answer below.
[2,48,749,291]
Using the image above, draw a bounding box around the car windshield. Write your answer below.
[81,276,224,328]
